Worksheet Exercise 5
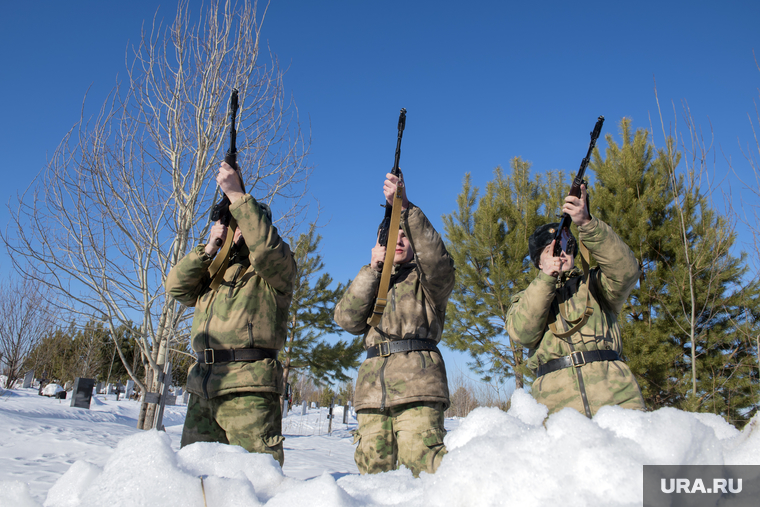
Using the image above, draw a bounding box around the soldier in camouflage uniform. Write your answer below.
[334,172,455,477]
[166,161,295,466]
[506,184,645,418]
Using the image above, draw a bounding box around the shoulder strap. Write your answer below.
[548,240,593,339]
[367,190,404,327]
[207,217,238,291]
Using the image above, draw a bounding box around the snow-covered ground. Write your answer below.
[0,385,758,506]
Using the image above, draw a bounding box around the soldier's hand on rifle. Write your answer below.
[370,241,386,272]
[539,239,571,277]
[562,184,591,227]
[383,171,409,210]
[205,221,228,256]
[217,161,245,204]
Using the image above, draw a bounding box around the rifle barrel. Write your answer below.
[378,109,407,247]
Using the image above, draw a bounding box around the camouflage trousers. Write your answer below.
[181,392,284,466]
[354,401,447,477]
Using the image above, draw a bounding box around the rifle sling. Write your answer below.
[546,240,593,419]
[367,189,404,327]
[208,217,238,291]
[548,240,593,339]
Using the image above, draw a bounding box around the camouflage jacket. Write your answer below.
[334,204,455,411]
[506,217,645,416]
[166,194,295,399]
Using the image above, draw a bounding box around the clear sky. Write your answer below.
[1,1,759,378]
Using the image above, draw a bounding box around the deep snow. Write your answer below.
[1,386,758,506]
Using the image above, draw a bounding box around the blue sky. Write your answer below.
[1,1,759,379]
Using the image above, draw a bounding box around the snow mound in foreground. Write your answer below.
[3,390,757,507]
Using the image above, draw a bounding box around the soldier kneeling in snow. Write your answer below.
[334,172,455,477]
[166,161,295,466]
[506,184,645,418]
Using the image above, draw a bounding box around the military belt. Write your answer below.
[366,338,439,359]
[197,347,278,365]
[535,350,619,378]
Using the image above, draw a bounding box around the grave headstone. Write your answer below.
[182,391,190,405]
[96,382,104,395]
[22,371,34,389]
[343,404,349,424]
[125,380,135,400]
[301,400,307,416]
[70,378,96,409]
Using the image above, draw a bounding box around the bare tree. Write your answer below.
[0,277,55,388]
[2,0,311,428]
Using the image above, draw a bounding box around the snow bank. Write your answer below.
[3,389,757,507]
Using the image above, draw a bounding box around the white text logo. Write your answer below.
[660,478,742,494]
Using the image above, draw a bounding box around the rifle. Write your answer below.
[367,108,407,327]
[210,88,245,247]
[552,115,604,257]
[376,108,407,247]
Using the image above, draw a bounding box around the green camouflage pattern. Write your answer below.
[166,194,295,399]
[181,392,284,466]
[506,217,646,416]
[334,204,455,411]
[353,402,447,477]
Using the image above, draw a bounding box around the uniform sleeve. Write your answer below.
[333,266,381,335]
[578,217,641,314]
[230,194,296,295]
[165,245,214,307]
[400,203,456,307]
[506,272,557,349]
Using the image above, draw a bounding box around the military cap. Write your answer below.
[528,222,577,268]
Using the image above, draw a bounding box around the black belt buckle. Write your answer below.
[570,350,585,368]
[204,349,215,364]
[379,341,391,357]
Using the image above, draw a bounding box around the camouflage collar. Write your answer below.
[392,262,416,275]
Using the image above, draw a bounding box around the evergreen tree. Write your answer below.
[281,224,364,391]
[337,379,355,406]
[442,159,563,387]
[591,118,760,426]
[25,324,78,384]
[24,320,148,386]
[319,385,337,408]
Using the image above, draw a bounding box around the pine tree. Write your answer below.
[442,159,563,387]
[281,225,364,392]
